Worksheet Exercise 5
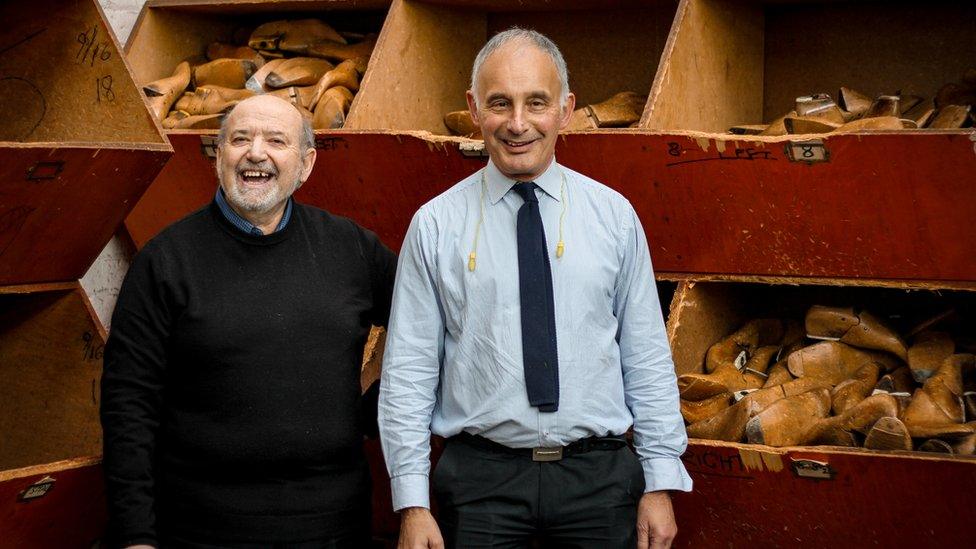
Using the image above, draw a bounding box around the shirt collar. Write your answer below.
[214,187,293,235]
[485,158,563,205]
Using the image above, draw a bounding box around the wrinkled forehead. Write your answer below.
[224,98,303,139]
[475,41,560,94]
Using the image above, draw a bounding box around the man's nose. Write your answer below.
[245,137,268,160]
[506,106,529,134]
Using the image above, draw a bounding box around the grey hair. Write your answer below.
[217,102,316,153]
[470,27,570,108]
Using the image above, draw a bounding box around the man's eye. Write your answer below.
[529,100,547,109]
[490,101,509,110]
[269,139,285,145]
[232,137,249,145]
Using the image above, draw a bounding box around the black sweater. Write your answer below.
[101,201,396,546]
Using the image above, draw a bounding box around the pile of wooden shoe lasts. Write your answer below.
[443,91,646,138]
[730,69,976,136]
[680,306,976,455]
[142,19,375,130]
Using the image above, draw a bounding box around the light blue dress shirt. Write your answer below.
[379,159,692,511]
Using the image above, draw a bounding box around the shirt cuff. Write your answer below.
[390,473,430,511]
[641,456,693,493]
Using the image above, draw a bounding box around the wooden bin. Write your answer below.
[125,0,391,94]
[0,283,108,548]
[666,278,976,548]
[645,0,976,135]
[349,0,677,133]
[575,0,976,283]
[0,0,171,285]
[122,0,680,249]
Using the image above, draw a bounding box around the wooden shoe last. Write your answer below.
[805,305,908,360]
[787,341,901,385]
[908,331,954,382]
[744,388,832,447]
[902,354,973,438]
[144,61,191,121]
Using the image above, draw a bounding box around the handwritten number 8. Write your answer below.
[95,75,115,102]
[801,146,814,158]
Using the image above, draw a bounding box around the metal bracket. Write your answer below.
[785,139,830,164]
[26,161,64,180]
[733,350,747,371]
[19,476,55,502]
[791,459,835,480]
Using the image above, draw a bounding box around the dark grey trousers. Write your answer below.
[432,436,646,549]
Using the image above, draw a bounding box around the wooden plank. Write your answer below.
[0,147,170,284]
[0,458,106,549]
[126,130,976,282]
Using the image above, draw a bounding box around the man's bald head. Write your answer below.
[218,95,315,153]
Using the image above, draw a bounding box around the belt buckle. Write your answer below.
[532,447,563,462]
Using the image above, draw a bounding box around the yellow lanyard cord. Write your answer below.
[469,169,567,271]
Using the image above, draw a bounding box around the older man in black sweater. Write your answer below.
[101,95,396,548]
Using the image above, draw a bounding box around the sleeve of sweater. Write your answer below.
[362,227,398,329]
[100,242,175,548]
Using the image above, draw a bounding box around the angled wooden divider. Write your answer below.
[0,0,171,285]
[0,283,105,475]
[0,283,107,548]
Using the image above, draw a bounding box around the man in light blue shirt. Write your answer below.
[379,28,691,549]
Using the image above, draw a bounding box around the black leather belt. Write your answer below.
[452,432,627,462]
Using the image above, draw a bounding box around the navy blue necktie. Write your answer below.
[514,182,559,412]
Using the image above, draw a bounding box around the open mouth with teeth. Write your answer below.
[501,137,539,150]
[239,169,276,185]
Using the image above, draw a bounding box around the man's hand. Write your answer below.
[398,507,444,549]
[637,490,677,549]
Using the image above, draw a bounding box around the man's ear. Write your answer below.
[300,146,317,183]
[558,92,577,130]
[466,90,480,126]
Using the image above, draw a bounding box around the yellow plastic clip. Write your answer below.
[468,252,476,271]
[556,241,564,258]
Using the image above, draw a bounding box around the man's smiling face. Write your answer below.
[216,95,314,216]
[466,40,575,182]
